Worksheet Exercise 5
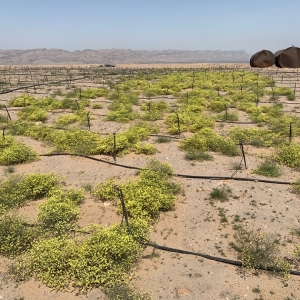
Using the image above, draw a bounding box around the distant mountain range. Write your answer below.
[0,49,251,65]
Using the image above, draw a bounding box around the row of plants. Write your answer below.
[6,120,158,156]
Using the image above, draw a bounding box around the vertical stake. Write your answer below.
[225,104,228,121]
[239,142,247,169]
[2,127,5,140]
[289,122,292,144]
[271,87,275,101]
[175,113,181,137]
[87,112,90,130]
[4,105,12,121]
[114,185,129,230]
[113,132,117,162]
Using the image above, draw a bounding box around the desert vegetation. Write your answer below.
[1,63,300,299]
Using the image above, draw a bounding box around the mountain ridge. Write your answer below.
[0,48,251,65]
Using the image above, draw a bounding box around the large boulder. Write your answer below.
[274,49,284,68]
[250,50,275,68]
[275,46,300,68]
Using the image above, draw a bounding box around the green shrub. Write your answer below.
[209,186,232,202]
[140,101,168,121]
[215,112,239,122]
[18,107,48,122]
[92,178,118,202]
[184,151,214,162]
[140,159,174,177]
[93,159,178,220]
[18,173,61,199]
[0,216,40,257]
[230,227,290,278]
[155,136,172,143]
[8,94,35,107]
[55,114,80,126]
[0,135,39,165]
[274,142,300,167]
[229,127,282,147]
[21,222,147,290]
[0,173,60,214]
[92,103,103,109]
[97,123,158,156]
[180,128,238,156]
[209,98,232,113]
[106,110,139,123]
[22,237,78,290]
[252,161,282,177]
[78,87,108,99]
[166,112,215,134]
[105,284,151,300]
[133,142,156,155]
[50,129,101,155]
[37,196,80,235]
[267,87,295,101]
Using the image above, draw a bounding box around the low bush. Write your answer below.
[18,107,48,122]
[209,186,232,202]
[133,142,156,155]
[230,227,290,278]
[184,151,214,162]
[37,195,80,235]
[252,161,282,177]
[154,136,172,143]
[8,94,35,107]
[0,216,40,257]
[180,128,239,156]
[0,135,39,165]
[19,220,149,290]
[274,142,300,167]
[0,173,60,214]
[229,127,282,147]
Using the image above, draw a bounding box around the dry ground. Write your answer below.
[0,64,300,300]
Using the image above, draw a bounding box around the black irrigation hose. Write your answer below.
[18,221,300,276]
[39,153,293,185]
[0,76,87,95]
[149,134,181,139]
[39,153,140,170]
[216,120,256,124]
[146,242,300,276]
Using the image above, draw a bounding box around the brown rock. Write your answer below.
[250,50,275,68]
[175,287,192,298]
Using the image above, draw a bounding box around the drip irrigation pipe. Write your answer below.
[0,77,87,95]
[17,221,300,276]
[216,121,256,124]
[39,153,293,185]
[146,242,300,276]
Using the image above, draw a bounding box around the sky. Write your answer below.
[1,0,299,54]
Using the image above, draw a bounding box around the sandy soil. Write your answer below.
[0,64,300,300]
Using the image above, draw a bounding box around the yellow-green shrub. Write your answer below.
[0,136,38,165]
[0,216,40,257]
[274,142,300,167]
[180,128,238,156]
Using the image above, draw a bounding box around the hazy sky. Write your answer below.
[1,0,299,54]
